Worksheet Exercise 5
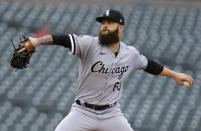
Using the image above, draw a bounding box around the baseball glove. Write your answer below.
[10,35,35,69]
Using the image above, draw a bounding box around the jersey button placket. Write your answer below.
[101,55,115,101]
[109,57,115,80]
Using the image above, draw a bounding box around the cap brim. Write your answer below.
[96,17,106,23]
[96,17,124,25]
[96,17,120,23]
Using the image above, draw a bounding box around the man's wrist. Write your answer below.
[29,37,40,48]
[167,70,176,79]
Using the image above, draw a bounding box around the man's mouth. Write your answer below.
[102,30,109,33]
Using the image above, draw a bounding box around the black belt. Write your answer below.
[75,100,117,111]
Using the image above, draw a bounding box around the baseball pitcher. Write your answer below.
[15,9,194,131]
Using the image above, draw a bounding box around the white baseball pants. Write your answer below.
[55,107,134,131]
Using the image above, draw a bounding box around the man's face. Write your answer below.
[98,19,120,46]
[100,19,119,35]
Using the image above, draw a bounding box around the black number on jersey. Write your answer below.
[113,82,121,92]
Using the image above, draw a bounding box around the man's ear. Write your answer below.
[119,25,124,32]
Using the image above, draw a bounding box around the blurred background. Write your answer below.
[0,0,201,131]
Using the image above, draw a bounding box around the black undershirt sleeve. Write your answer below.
[52,35,71,49]
[143,59,164,75]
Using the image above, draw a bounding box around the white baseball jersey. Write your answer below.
[69,34,148,105]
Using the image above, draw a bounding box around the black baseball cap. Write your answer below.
[96,9,125,25]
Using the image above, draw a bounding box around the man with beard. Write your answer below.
[18,9,194,131]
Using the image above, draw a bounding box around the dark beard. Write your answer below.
[98,27,119,46]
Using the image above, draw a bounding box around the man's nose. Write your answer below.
[102,24,108,30]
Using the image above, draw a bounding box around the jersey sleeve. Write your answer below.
[69,34,93,59]
[132,47,148,70]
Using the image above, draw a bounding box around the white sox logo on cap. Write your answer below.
[105,10,110,16]
[96,9,125,25]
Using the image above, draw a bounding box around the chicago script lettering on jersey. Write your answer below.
[70,35,148,105]
[91,61,129,79]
